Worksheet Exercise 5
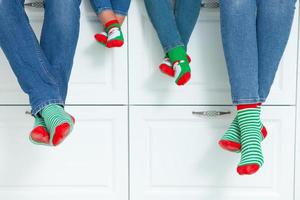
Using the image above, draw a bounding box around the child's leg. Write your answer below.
[158,0,201,79]
[111,0,131,25]
[144,0,191,85]
[174,0,201,50]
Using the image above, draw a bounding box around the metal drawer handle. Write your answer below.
[192,110,231,117]
[201,0,219,8]
[25,1,44,8]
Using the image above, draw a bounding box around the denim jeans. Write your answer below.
[90,0,131,16]
[144,0,201,53]
[0,0,81,115]
[220,0,296,104]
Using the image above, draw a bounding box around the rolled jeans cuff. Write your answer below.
[164,43,185,53]
[232,98,262,105]
[31,99,64,116]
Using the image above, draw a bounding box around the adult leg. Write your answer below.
[220,0,264,175]
[0,0,63,115]
[257,0,296,101]
[41,0,81,102]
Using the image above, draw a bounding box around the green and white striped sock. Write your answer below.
[236,104,264,175]
[219,105,267,152]
[41,104,74,146]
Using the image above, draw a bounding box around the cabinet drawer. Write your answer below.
[0,0,128,105]
[130,106,295,200]
[128,0,298,105]
[0,106,128,200]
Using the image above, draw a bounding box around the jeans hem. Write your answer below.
[96,7,113,15]
[113,10,128,16]
[232,98,262,105]
[31,99,64,116]
[164,43,185,53]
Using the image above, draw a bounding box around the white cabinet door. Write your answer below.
[0,106,128,200]
[67,0,128,104]
[130,106,295,200]
[0,0,128,105]
[128,0,298,105]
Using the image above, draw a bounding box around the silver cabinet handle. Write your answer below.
[192,110,231,117]
[25,1,44,8]
[201,0,219,8]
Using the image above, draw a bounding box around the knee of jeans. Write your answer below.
[47,0,81,18]
[221,0,248,14]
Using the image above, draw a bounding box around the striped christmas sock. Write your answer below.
[30,116,50,145]
[105,20,124,48]
[236,104,264,175]
[219,104,267,152]
[168,46,191,85]
[41,104,74,146]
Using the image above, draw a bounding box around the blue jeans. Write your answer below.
[144,0,201,53]
[0,0,81,115]
[90,0,131,16]
[220,0,296,104]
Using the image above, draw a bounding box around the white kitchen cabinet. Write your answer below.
[130,106,295,200]
[0,0,128,105]
[128,0,299,105]
[67,2,128,104]
[0,106,128,200]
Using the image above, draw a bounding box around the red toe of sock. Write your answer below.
[159,64,175,77]
[30,126,50,144]
[237,164,260,175]
[95,34,107,45]
[219,140,241,152]
[261,126,268,138]
[106,40,124,48]
[177,72,191,86]
[52,123,71,146]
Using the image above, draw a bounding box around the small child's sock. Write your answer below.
[159,55,191,77]
[236,104,264,175]
[95,31,108,46]
[30,116,50,145]
[219,104,268,152]
[41,104,74,146]
[105,20,124,48]
[167,47,191,85]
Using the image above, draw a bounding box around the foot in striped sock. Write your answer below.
[41,104,75,146]
[219,104,267,152]
[30,116,50,145]
[105,20,124,48]
[159,55,191,77]
[236,104,264,175]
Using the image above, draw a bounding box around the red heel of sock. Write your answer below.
[95,33,107,46]
[261,126,268,138]
[219,140,241,152]
[177,72,191,85]
[237,164,260,175]
[106,40,124,48]
[30,126,50,144]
